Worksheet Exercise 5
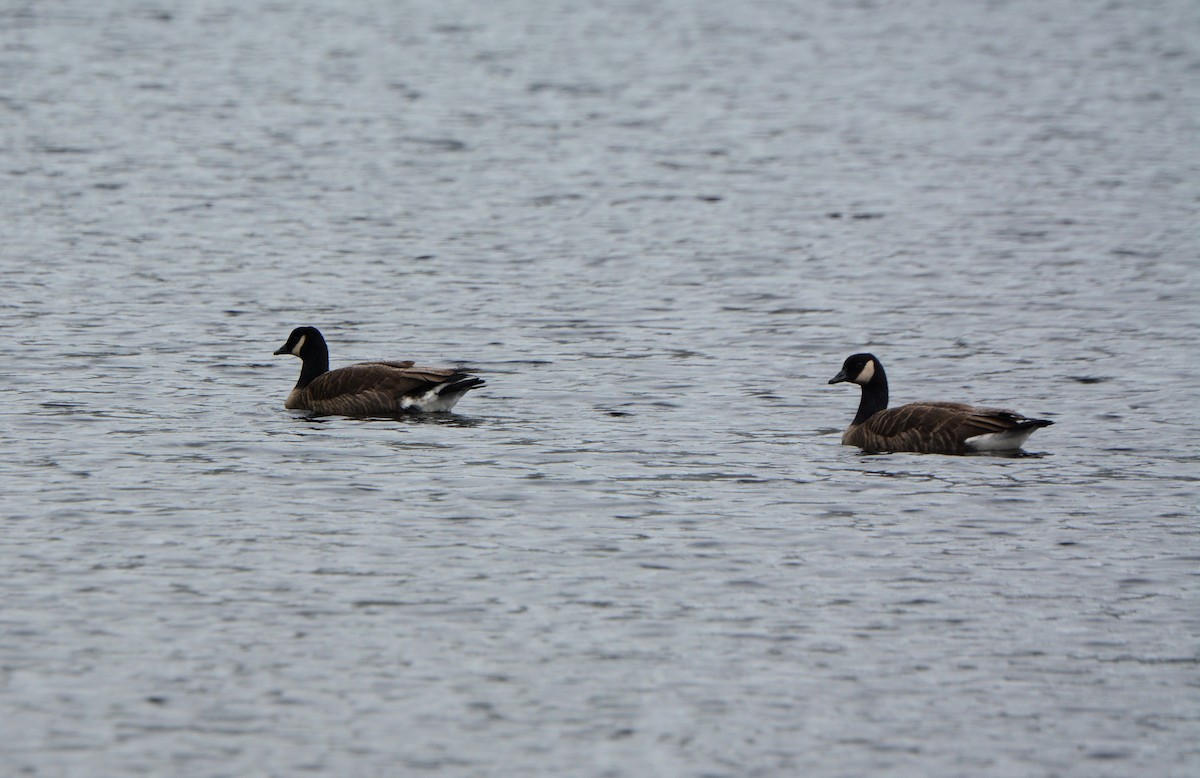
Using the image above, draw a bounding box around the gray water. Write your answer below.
[2,0,1198,775]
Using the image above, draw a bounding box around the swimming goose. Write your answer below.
[274,326,485,416]
[828,353,1052,454]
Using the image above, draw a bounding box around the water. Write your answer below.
[2,0,1198,775]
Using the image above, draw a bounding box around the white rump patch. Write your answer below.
[400,386,462,413]
[855,358,875,384]
[291,334,307,356]
[965,428,1036,452]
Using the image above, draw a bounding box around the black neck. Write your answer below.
[296,340,329,389]
[853,364,889,425]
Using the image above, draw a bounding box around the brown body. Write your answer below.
[841,401,1049,454]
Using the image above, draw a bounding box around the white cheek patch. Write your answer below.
[855,359,875,384]
[291,334,306,356]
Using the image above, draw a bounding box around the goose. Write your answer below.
[828,353,1052,454]
[274,326,485,416]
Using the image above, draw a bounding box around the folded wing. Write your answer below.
[848,402,1042,454]
[294,364,483,416]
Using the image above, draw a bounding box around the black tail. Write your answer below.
[438,376,486,396]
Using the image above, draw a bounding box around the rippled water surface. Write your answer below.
[3,1,1198,775]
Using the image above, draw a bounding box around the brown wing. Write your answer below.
[848,402,1032,454]
[908,401,977,412]
[360,360,416,369]
[385,365,462,383]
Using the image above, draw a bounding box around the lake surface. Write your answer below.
[2,0,1198,775]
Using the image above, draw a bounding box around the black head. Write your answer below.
[829,353,880,385]
[274,326,326,358]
